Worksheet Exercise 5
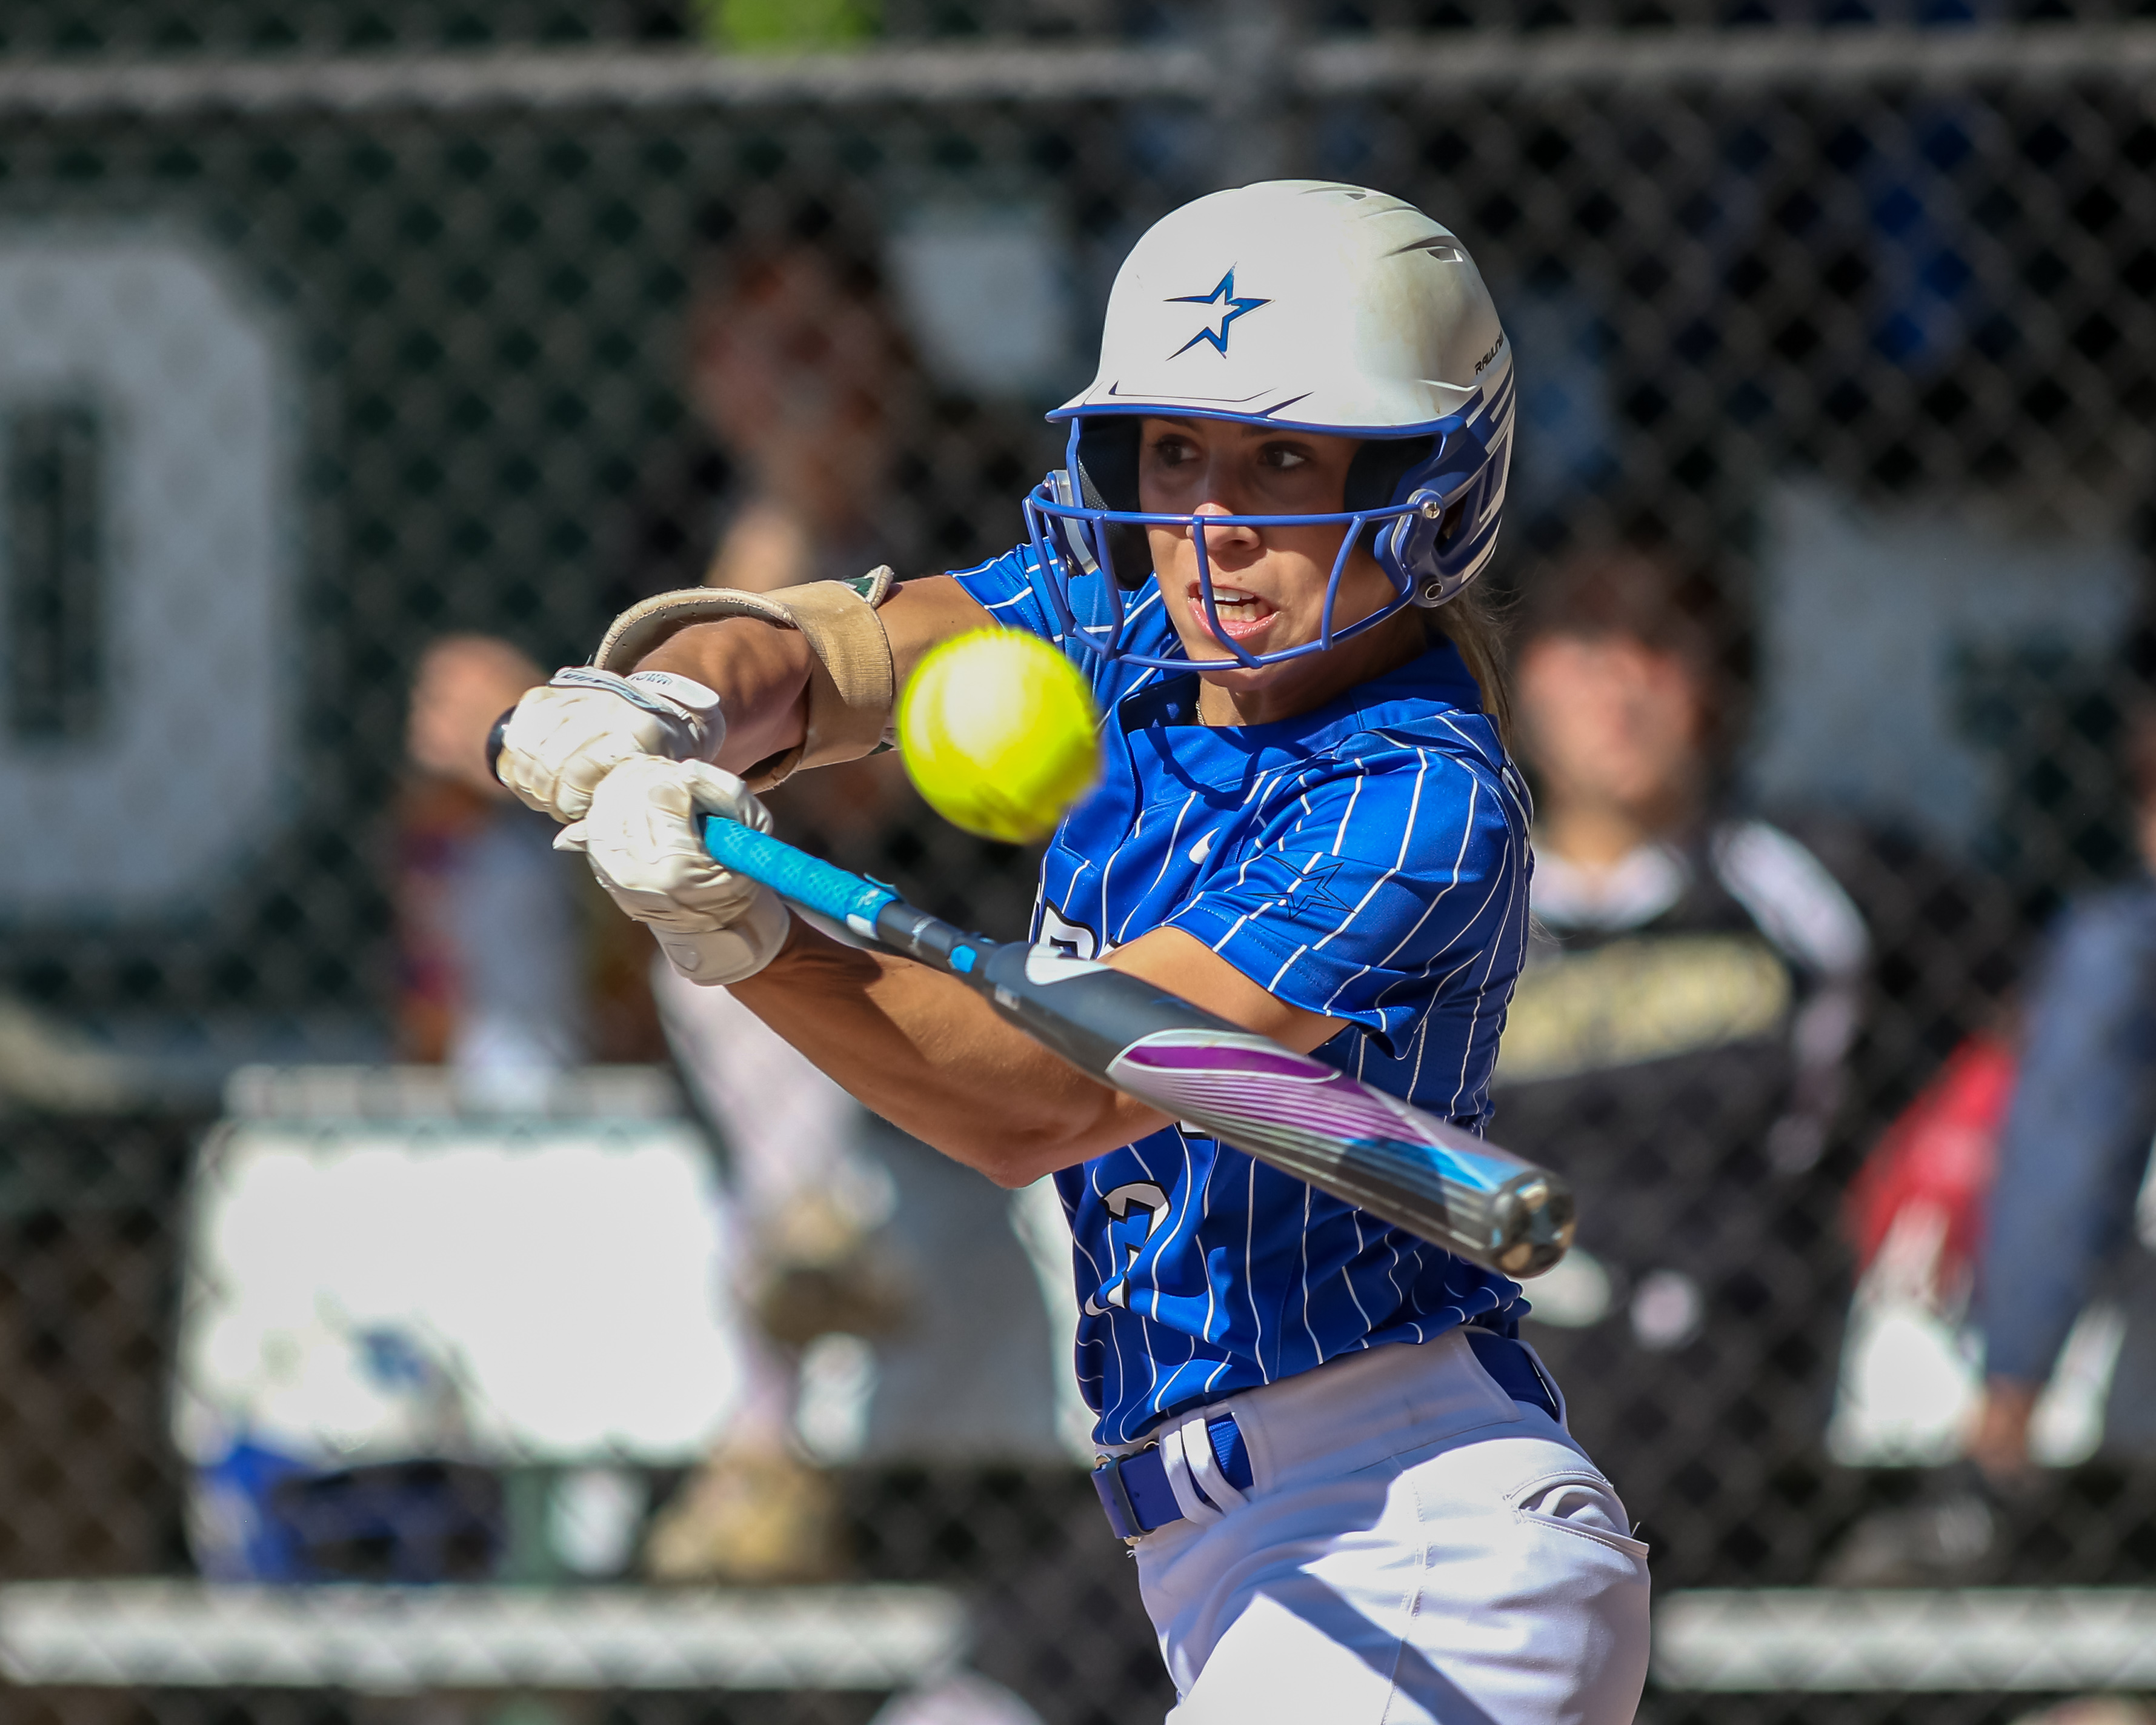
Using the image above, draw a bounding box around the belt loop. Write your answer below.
[1182,1413,1248,1512]
[1159,1421,1226,1527]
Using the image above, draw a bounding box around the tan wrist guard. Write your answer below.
[593,567,897,791]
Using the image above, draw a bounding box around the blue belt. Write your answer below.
[1090,1327,1560,1545]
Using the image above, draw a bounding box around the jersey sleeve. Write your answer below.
[948,545,1063,641]
[1165,739,1528,1060]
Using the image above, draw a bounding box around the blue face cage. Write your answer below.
[1019,378,1514,673]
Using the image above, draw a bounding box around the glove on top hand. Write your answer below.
[494,667,725,821]
[559,755,792,986]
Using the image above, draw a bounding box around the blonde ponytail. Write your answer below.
[1430,584,1512,752]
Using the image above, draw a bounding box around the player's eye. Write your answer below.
[1147,433,1197,467]
[1257,441,1311,472]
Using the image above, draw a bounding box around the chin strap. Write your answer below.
[593,567,897,791]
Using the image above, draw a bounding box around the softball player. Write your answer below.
[496,180,1651,1722]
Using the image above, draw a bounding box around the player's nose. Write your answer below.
[1187,498,1261,549]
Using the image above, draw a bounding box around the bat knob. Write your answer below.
[485,709,516,786]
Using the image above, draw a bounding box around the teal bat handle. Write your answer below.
[700,816,897,942]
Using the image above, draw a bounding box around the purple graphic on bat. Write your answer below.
[1120,1043,1331,1083]
[1109,1030,1516,1195]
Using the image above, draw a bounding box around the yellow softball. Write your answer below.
[896,629,1102,843]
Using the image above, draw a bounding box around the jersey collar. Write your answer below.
[1116,636,1482,739]
[1110,638,1492,793]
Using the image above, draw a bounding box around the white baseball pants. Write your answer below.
[1126,1329,1651,1724]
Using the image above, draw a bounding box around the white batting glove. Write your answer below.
[558,756,791,986]
[492,667,725,821]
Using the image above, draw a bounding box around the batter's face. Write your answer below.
[1138,416,1420,724]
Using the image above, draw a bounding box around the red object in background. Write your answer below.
[1845,1033,2018,1282]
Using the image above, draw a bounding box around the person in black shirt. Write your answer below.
[1500,549,1870,1575]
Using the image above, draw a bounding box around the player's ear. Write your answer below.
[1075,418,1152,590]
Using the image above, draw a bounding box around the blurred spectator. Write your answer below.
[601,214,915,603]
[399,219,1072,1586]
[597,219,926,854]
[624,227,1072,1585]
[1975,699,2156,1472]
[398,635,585,1089]
[683,238,899,593]
[1496,548,1869,1560]
[1826,698,2156,1584]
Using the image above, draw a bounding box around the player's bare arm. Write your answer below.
[729,923,1345,1189]
[491,572,991,821]
[632,574,994,779]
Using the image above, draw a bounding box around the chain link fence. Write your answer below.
[0,5,2153,1723]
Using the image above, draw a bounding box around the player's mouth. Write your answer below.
[1193,582,1279,643]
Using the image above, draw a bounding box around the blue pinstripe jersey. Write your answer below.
[953,546,1534,1446]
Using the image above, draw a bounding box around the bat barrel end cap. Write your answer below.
[1489,1174,1576,1280]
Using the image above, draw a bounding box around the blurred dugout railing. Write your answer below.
[1,6,2155,1725]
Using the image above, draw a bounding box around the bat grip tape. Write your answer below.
[702,816,896,939]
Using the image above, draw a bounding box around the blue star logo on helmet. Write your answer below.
[1166,270,1269,358]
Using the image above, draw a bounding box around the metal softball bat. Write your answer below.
[702,816,1575,1279]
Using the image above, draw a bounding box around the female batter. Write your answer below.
[496,181,1650,1723]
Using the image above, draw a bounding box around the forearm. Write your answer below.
[632,574,996,781]
[727,919,1160,1186]
[637,617,815,779]
[725,921,1346,1187]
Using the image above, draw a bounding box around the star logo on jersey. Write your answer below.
[1282,857,1358,918]
[1166,270,1269,358]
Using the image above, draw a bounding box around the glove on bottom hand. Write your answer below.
[559,755,791,986]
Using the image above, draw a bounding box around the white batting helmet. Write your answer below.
[1022,179,1516,670]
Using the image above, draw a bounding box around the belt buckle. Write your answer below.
[1090,1451,1148,1546]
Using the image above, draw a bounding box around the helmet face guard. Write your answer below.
[1022,373,1514,673]
[1023,453,1417,673]
[1031,180,1518,670]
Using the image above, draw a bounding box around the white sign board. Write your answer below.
[175,1112,745,1466]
